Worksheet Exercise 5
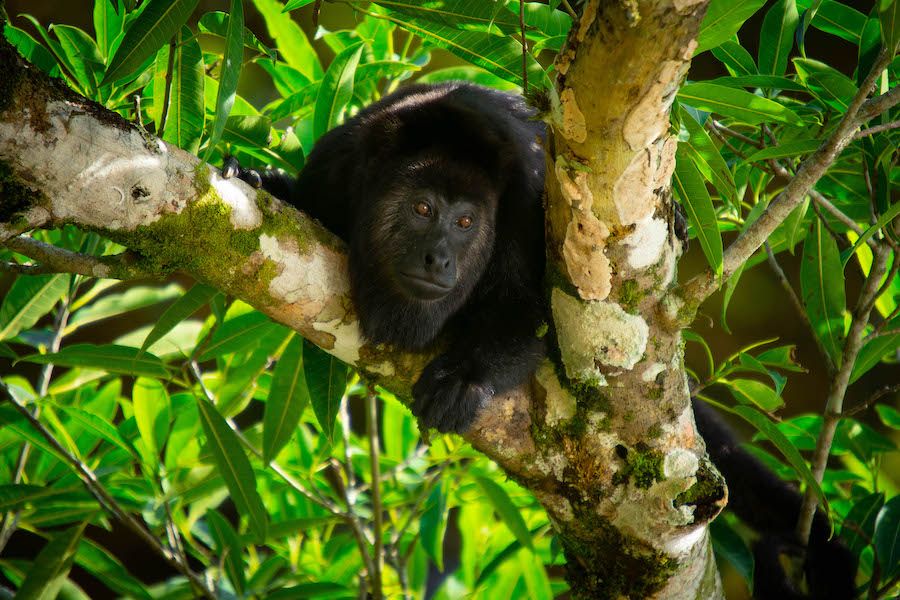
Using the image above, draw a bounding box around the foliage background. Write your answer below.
[0,0,897,599]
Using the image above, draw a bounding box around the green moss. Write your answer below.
[675,458,727,523]
[106,167,261,282]
[646,423,663,439]
[0,161,37,222]
[618,279,641,313]
[612,445,664,489]
[253,188,317,255]
[559,505,678,599]
[0,40,23,115]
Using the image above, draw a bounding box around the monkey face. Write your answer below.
[365,161,498,304]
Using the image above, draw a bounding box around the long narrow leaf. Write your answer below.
[102,0,199,85]
[673,149,723,277]
[196,396,268,540]
[263,334,310,464]
[204,0,245,160]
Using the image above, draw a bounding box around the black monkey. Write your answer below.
[225,82,855,598]
[226,82,547,434]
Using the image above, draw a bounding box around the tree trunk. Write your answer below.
[0,1,728,596]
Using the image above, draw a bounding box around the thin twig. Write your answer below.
[0,382,215,599]
[367,385,383,600]
[560,0,578,19]
[3,236,149,279]
[0,208,50,243]
[157,37,177,139]
[854,119,900,140]
[519,0,528,92]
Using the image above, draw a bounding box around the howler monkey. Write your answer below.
[227,82,547,434]
[224,82,855,599]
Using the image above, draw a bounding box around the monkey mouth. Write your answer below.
[398,272,454,300]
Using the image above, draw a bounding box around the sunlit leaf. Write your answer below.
[263,335,310,463]
[696,0,767,54]
[476,477,533,550]
[421,480,448,571]
[313,43,363,141]
[800,219,846,367]
[673,148,723,277]
[205,0,245,160]
[20,344,170,378]
[303,340,348,444]
[14,522,86,600]
[0,274,68,341]
[678,82,804,125]
[196,395,268,540]
[758,0,798,76]
[102,0,199,85]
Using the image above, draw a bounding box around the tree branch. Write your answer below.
[3,235,150,279]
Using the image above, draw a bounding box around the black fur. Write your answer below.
[233,83,547,434]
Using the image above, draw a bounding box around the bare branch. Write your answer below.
[795,246,891,543]
[3,236,150,279]
[854,119,900,140]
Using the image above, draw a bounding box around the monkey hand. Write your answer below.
[410,354,494,434]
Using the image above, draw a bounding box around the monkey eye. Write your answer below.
[457,215,474,229]
[413,201,432,218]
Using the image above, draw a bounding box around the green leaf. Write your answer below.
[416,65,520,91]
[710,517,754,586]
[56,405,135,457]
[4,24,61,76]
[221,114,272,148]
[841,200,900,267]
[282,0,317,10]
[721,262,745,334]
[197,10,273,57]
[376,0,521,34]
[711,40,758,76]
[875,404,900,430]
[14,522,87,600]
[756,344,806,372]
[711,74,808,91]
[800,219,846,367]
[793,58,857,112]
[476,477,533,550]
[141,283,219,351]
[68,283,183,333]
[102,0,199,85]
[251,0,322,80]
[507,1,572,37]
[74,539,153,600]
[198,310,274,360]
[728,403,828,510]
[20,344,169,378]
[851,330,900,383]
[263,335,310,464]
[51,24,105,90]
[162,26,205,153]
[93,0,125,58]
[313,43,363,141]
[206,510,247,595]
[380,11,545,89]
[841,492,884,556]
[727,378,784,411]
[679,106,737,207]
[204,0,245,160]
[758,0,798,76]
[132,377,171,461]
[696,0,767,54]
[880,0,900,52]
[0,274,68,341]
[420,480,448,571]
[743,139,821,163]
[303,340,348,444]
[196,395,268,541]
[874,495,900,578]
[809,1,866,43]
[678,82,804,125]
[673,148,723,277]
